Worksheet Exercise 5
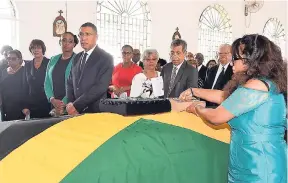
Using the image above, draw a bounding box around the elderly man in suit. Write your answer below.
[161,39,198,98]
[66,22,113,115]
[195,53,207,82]
[203,43,233,107]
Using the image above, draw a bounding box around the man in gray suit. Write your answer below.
[66,22,113,115]
[161,39,198,98]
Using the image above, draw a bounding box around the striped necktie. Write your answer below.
[168,66,178,96]
[79,52,88,74]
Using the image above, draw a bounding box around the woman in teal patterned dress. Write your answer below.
[180,34,287,182]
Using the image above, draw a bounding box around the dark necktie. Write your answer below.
[214,66,225,89]
[79,53,88,74]
[168,66,178,96]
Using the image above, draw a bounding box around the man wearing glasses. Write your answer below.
[161,39,198,98]
[204,44,233,90]
[203,44,233,107]
[66,22,113,115]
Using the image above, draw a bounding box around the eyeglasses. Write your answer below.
[218,52,230,55]
[78,32,94,38]
[231,56,248,65]
[61,39,74,44]
[122,51,132,55]
[144,58,158,62]
[7,57,18,61]
[169,51,184,57]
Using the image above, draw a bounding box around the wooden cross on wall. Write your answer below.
[58,10,63,16]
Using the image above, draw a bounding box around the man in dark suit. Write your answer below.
[161,39,198,98]
[0,45,13,120]
[203,44,233,107]
[0,45,13,77]
[66,22,113,115]
[195,53,207,83]
[132,49,143,69]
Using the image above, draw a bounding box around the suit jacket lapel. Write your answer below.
[75,51,84,81]
[199,66,204,73]
[214,64,232,89]
[164,64,173,95]
[208,65,219,88]
[78,46,100,84]
[85,46,100,69]
[224,65,233,80]
[170,61,186,92]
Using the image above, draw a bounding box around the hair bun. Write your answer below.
[73,34,79,46]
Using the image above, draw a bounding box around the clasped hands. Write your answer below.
[50,98,79,116]
[66,102,79,116]
[109,85,125,96]
[170,88,206,116]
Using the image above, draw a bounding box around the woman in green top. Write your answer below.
[45,32,78,116]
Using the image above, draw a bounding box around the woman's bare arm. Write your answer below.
[192,88,225,104]
[192,79,269,125]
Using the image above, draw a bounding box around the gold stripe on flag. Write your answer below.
[142,112,230,143]
[0,112,230,183]
[0,113,138,183]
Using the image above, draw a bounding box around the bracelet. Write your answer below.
[190,88,194,96]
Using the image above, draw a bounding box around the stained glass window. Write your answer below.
[263,18,286,57]
[198,4,232,64]
[96,0,151,64]
[0,0,17,59]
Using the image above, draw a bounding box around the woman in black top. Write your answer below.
[0,50,30,121]
[25,39,51,118]
[45,32,78,116]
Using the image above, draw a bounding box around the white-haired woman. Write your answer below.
[130,49,164,98]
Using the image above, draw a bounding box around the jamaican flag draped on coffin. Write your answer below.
[0,112,231,183]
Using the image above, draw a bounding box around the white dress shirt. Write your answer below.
[198,64,202,71]
[173,60,184,76]
[211,62,230,89]
[84,44,97,63]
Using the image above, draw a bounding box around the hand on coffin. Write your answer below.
[186,101,206,116]
[66,102,79,116]
[50,97,65,110]
[169,98,193,112]
[179,88,194,101]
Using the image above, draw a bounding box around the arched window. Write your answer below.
[198,4,232,64]
[0,0,17,58]
[96,0,151,64]
[263,18,286,57]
